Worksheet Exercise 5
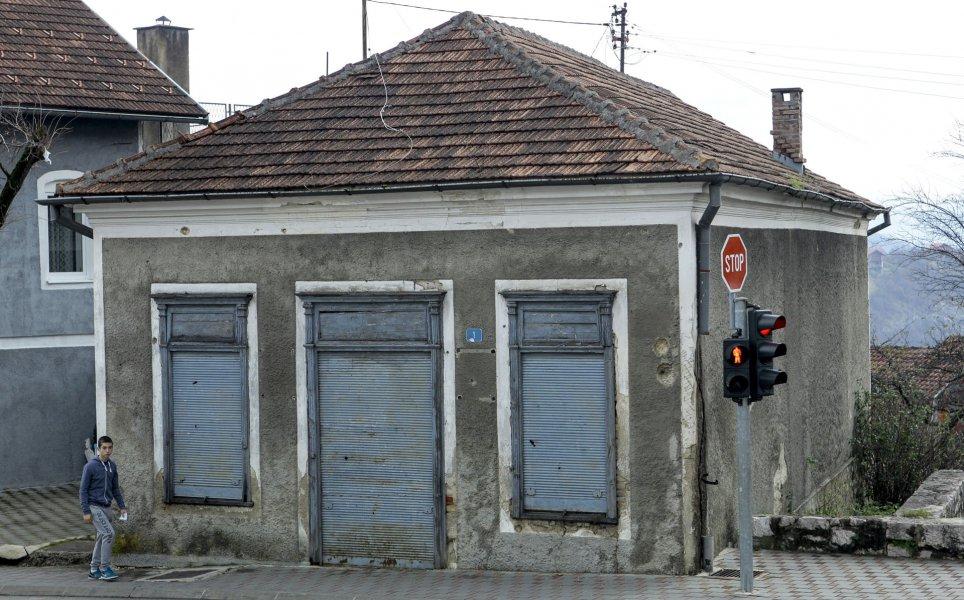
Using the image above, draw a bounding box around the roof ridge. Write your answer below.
[61,11,477,194]
[461,14,717,171]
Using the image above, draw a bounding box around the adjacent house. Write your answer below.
[49,12,884,574]
[0,0,205,489]
[872,336,964,431]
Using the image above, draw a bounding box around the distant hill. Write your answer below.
[869,240,961,346]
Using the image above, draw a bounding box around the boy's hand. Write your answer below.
[120,509,128,518]
[83,514,92,524]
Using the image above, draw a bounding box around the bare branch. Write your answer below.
[0,95,71,230]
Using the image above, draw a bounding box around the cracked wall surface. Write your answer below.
[100,225,687,573]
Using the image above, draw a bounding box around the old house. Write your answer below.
[0,0,205,489]
[49,12,883,573]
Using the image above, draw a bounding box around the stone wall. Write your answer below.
[896,470,964,519]
[754,470,964,559]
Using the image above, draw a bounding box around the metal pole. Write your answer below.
[736,397,754,594]
[619,3,627,73]
[733,296,753,593]
[362,0,368,60]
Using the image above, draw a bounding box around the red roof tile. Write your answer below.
[59,12,876,208]
[0,0,206,119]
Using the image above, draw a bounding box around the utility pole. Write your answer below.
[362,0,368,60]
[611,3,627,73]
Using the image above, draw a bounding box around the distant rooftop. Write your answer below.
[0,0,206,120]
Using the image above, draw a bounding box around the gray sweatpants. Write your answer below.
[89,505,114,569]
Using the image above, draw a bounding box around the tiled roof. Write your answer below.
[59,12,875,208]
[0,0,206,119]
[871,337,963,401]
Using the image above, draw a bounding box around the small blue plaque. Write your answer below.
[465,327,483,343]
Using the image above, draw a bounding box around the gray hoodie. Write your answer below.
[79,457,126,515]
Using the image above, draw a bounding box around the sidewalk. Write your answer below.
[0,548,960,599]
[0,484,90,561]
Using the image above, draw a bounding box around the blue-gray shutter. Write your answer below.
[520,353,610,513]
[170,351,245,500]
[317,351,437,566]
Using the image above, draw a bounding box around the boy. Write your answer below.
[79,436,128,581]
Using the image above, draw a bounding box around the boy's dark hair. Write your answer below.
[97,436,113,447]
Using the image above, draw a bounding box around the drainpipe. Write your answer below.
[697,181,722,335]
[695,180,721,573]
[867,210,891,236]
[52,204,94,239]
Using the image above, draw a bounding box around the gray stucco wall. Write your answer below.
[0,117,138,337]
[0,346,95,488]
[699,227,870,557]
[0,117,138,489]
[100,225,688,573]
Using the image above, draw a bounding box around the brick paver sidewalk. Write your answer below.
[0,484,91,558]
[0,548,960,599]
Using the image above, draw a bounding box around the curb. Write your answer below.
[0,581,332,600]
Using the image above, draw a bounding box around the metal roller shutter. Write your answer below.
[317,352,436,565]
[304,294,444,569]
[170,351,245,500]
[520,353,610,513]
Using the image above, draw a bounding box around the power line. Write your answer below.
[635,29,964,60]
[647,36,866,143]
[656,51,964,88]
[368,0,609,27]
[661,54,964,101]
[643,35,964,80]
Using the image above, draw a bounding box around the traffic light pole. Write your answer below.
[736,396,755,593]
[731,296,755,593]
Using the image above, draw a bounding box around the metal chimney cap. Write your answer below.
[156,16,171,26]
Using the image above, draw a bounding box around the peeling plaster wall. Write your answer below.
[700,227,869,556]
[100,225,685,573]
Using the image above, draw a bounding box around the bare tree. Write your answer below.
[891,123,964,310]
[0,101,70,230]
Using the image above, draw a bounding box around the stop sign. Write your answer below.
[721,234,748,292]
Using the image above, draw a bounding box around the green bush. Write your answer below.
[852,387,964,507]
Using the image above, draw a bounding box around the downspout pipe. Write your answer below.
[52,204,94,239]
[867,209,891,236]
[697,180,722,335]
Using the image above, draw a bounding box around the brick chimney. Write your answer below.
[136,16,191,148]
[770,87,805,172]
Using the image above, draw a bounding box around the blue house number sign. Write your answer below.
[465,327,484,343]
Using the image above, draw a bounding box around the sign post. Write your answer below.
[720,234,754,593]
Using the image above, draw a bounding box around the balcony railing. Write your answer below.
[191,102,254,132]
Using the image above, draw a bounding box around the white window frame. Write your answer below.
[150,283,261,508]
[36,170,92,289]
[495,279,632,539]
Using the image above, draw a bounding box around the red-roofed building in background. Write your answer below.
[872,336,964,432]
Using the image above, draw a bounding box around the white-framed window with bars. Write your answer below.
[36,170,92,289]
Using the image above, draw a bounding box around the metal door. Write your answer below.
[302,293,444,568]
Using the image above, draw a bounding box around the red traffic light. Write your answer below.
[757,314,786,337]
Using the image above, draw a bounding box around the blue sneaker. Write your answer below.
[87,567,102,580]
[99,566,118,581]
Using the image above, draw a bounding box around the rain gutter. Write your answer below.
[44,172,882,217]
[0,104,208,124]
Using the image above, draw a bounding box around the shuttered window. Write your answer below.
[155,295,252,505]
[505,292,617,522]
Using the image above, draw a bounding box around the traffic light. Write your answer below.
[747,308,787,397]
[723,337,751,398]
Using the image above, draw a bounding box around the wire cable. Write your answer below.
[661,53,964,101]
[634,29,964,60]
[368,0,609,27]
[655,50,964,88]
[641,34,964,80]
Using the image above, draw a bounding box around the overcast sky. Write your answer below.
[85,0,964,212]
